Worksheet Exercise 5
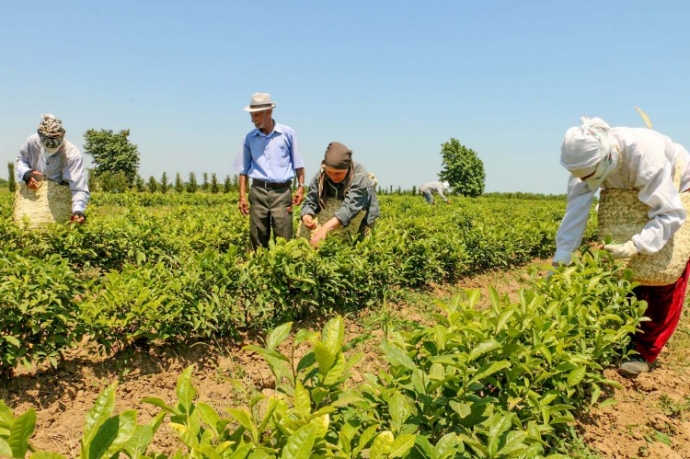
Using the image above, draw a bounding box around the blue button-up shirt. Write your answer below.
[234,122,304,183]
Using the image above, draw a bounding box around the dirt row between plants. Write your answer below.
[2,260,690,458]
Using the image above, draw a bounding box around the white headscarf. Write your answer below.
[560,116,619,189]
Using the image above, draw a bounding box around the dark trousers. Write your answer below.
[249,185,293,250]
[633,258,690,362]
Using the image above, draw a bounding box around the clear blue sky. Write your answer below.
[2,1,689,194]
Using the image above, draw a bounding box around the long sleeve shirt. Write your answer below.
[16,134,90,213]
[554,127,690,264]
[301,161,381,227]
[420,181,448,202]
[234,122,304,183]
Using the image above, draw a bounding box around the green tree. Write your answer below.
[148,175,159,192]
[174,172,184,193]
[7,162,16,193]
[223,175,231,193]
[97,171,129,192]
[83,129,140,186]
[202,172,209,191]
[87,168,98,192]
[160,172,169,193]
[135,174,145,192]
[439,138,485,197]
[187,172,198,193]
[210,173,219,193]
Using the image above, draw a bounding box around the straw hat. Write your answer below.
[244,93,277,112]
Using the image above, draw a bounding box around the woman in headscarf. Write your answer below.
[16,114,90,223]
[554,115,690,377]
[300,142,380,247]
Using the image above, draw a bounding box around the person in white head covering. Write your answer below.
[15,114,90,223]
[554,115,690,377]
[419,180,451,205]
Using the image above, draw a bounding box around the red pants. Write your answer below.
[633,259,690,363]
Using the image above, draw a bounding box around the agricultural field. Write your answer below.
[1,191,690,458]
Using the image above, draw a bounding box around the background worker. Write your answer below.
[234,93,305,249]
[420,180,451,205]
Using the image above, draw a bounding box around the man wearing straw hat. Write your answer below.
[553,115,690,377]
[15,114,90,223]
[234,93,306,250]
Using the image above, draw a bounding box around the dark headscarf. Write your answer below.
[318,142,355,208]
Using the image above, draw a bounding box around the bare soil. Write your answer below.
[3,259,690,458]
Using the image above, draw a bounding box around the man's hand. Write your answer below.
[70,211,86,224]
[24,171,43,190]
[293,187,304,206]
[302,214,317,230]
[238,196,249,216]
[446,200,451,205]
[604,240,638,259]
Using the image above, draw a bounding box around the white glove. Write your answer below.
[603,240,638,259]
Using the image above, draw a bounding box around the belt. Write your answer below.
[252,179,292,190]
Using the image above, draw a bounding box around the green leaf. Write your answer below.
[3,336,21,347]
[294,382,311,416]
[228,409,259,443]
[449,401,471,419]
[599,399,618,408]
[267,322,292,350]
[322,316,344,355]
[496,431,528,456]
[141,397,178,414]
[467,340,501,363]
[123,424,154,459]
[296,352,317,374]
[196,402,221,435]
[354,425,379,455]
[176,365,196,414]
[567,366,586,387]
[0,438,12,458]
[258,398,279,436]
[228,443,253,459]
[0,400,15,424]
[380,343,416,371]
[468,360,511,386]
[389,392,412,430]
[245,346,290,363]
[322,354,345,387]
[370,431,394,459]
[389,433,416,458]
[88,410,137,459]
[434,433,459,458]
[279,423,315,459]
[494,308,516,335]
[313,342,337,376]
[82,383,117,458]
[8,408,35,458]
